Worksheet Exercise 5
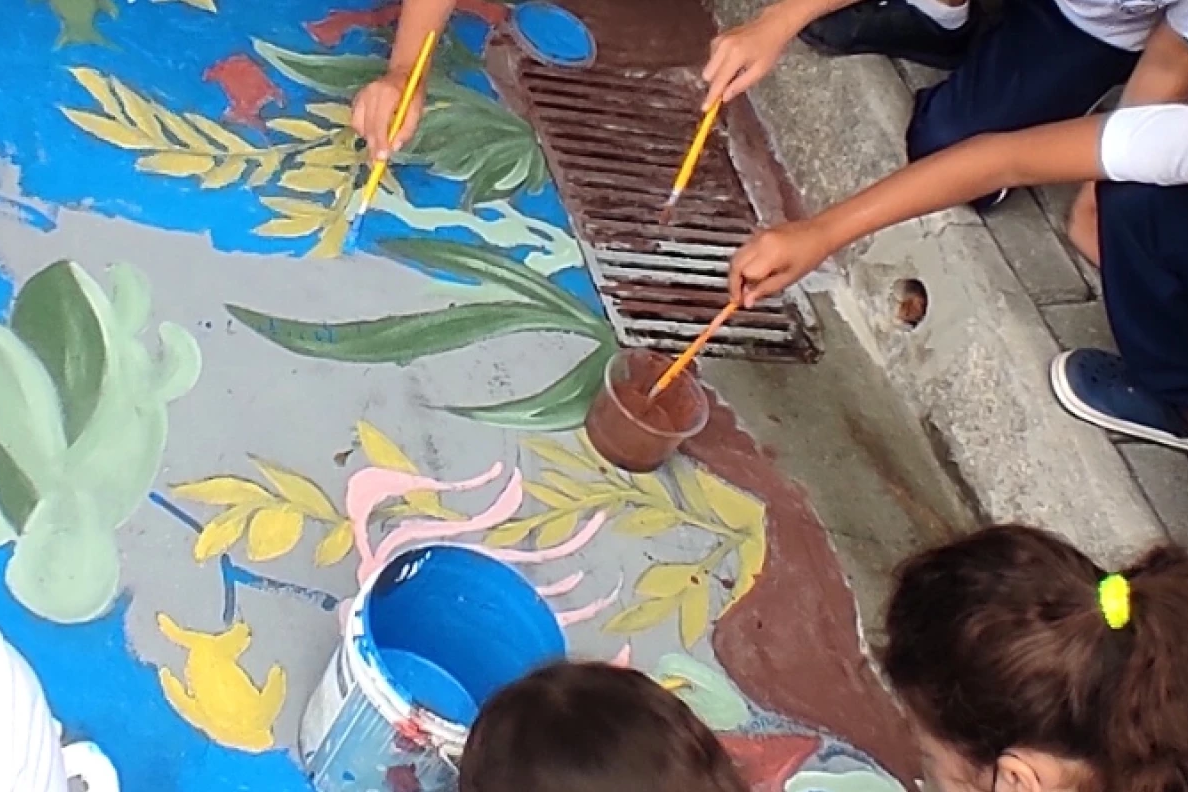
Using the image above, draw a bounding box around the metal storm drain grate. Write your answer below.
[516,59,821,362]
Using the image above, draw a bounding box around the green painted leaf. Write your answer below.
[378,238,607,335]
[253,39,387,98]
[226,301,600,365]
[0,442,38,533]
[10,261,107,444]
[445,343,615,431]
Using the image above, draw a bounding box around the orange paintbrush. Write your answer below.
[648,302,738,400]
[658,98,722,225]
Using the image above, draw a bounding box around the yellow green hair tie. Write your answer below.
[1098,573,1131,630]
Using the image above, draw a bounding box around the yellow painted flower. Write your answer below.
[156,614,286,753]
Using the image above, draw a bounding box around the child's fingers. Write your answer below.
[390,91,424,152]
[350,93,368,138]
[704,52,745,111]
[367,93,395,160]
[722,63,760,103]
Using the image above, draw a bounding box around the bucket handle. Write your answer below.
[62,741,120,792]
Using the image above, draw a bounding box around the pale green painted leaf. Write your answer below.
[252,39,387,98]
[226,301,599,365]
[651,654,750,731]
[10,261,107,444]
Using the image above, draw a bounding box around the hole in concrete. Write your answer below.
[893,278,928,329]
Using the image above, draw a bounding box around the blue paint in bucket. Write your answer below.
[509,2,596,69]
[364,545,564,726]
[300,545,566,792]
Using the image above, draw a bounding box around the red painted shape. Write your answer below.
[202,54,285,130]
[305,4,403,47]
[719,732,820,792]
[385,764,422,792]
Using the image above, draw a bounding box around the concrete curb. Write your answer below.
[708,0,1168,564]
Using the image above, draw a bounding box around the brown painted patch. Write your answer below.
[553,0,717,69]
[685,390,919,784]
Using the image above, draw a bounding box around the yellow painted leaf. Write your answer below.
[259,196,326,218]
[201,159,247,189]
[357,421,417,471]
[155,107,212,149]
[672,459,714,519]
[247,151,283,187]
[523,481,575,510]
[309,217,349,258]
[306,103,352,126]
[631,473,675,506]
[61,108,155,150]
[250,457,339,521]
[136,152,214,177]
[575,430,621,479]
[172,476,275,506]
[186,113,251,151]
[604,597,680,635]
[315,518,355,566]
[732,535,767,603]
[539,470,593,501]
[694,469,766,534]
[534,511,580,549]
[679,581,712,649]
[254,215,323,238]
[298,144,356,168]
[193,505,254,561]
[70,68,125,120]
[112,81,166,142]
[613,506,681,537]
[523,436,599,474]
[484,514,548,548]
[268,118,330,141]
[279,166,349,194]
[246,506,304,562]
[177,0,218,12]
[635,563,700,598]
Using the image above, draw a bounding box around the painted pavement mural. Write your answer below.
[0,0,915,789]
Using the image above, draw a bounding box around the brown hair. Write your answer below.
[458,660,748,792]
[882,524,1188,792]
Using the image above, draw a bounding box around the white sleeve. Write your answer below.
[1099,104,1188,186]
[1167,0,1188,40]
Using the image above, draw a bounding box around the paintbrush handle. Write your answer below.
[669,99,722,198]
[357,30,438,210]
[649,302,738,399]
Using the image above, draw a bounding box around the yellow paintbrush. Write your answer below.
[343,30,437,252]
[658,98,722,225]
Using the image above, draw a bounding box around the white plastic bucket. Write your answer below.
[299,545,566,792]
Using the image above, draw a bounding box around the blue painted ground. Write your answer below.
[0,548,313,791]
[4,0,600,311]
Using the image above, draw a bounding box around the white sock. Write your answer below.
[905,0,969,29]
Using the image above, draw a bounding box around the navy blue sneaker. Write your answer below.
[1050,349,1188,450]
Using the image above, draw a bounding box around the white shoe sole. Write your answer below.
[1049,350,1188,451]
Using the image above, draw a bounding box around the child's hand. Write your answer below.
[351,69,426,161]
[729,221,832,307]
[702,4,797,109]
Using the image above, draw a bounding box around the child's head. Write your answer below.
[458,660,747,792]
[882,524,1188,792]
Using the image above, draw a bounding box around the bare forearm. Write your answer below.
[1121,21,1188,106]
[813,116,1108,251]
[390,0,455,71]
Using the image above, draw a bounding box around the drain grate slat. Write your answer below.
[511,57,822,362]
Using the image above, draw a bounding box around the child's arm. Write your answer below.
[351,0,455,160]
[730,106,1188,305]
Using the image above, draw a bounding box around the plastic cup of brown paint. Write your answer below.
[584,349,710,473]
